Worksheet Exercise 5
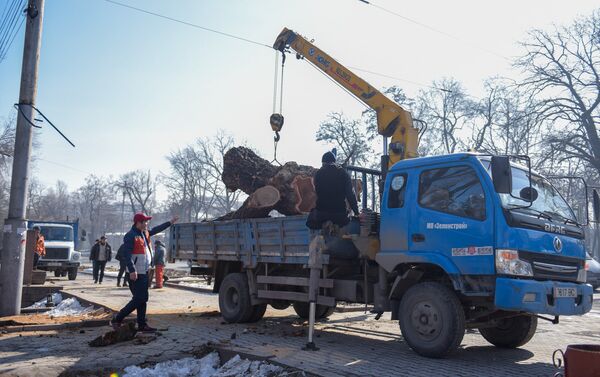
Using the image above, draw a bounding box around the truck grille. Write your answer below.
[42,248,69,260]
[518,250,582,282]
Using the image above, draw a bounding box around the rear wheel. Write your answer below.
[292,302,336,320]
[68,268,78,281]
[247,304,267,322]
[218,273,254,323]
[479,315,537,348]
[61,271,68,277]
[399,282,465,358]
[54,270,61,278]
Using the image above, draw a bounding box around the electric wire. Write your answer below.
[101,0,272,49]
[0,0,24,60]
[0,14,24,61]
[357,0,509,61]
[0,0,24,56]
[100,0,460,95]
[0,0,18,41]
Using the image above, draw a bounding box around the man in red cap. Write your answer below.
[110,212,178,332]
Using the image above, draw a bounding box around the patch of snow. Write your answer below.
[25,293,63,309]
[46,297,95,317]
[123,353,219,377]
[122,352,284,377]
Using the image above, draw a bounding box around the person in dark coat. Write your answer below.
[153,240,167,289]
[90,236,112,284]
[115,243,129,287]
[308,151,359,229]
[111,213,178,333]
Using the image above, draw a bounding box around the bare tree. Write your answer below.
[470,79,544,164]
[197,131,242,216]
[163,146,214,221]
[416,78,476,155]
[71,175,113,241]
[115,170,156,215]
[516,10,600,173]
[316,111,376,166]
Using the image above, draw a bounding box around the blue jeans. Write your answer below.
[115,273,149,327]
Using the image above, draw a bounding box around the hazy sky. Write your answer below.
[0,0,598,199]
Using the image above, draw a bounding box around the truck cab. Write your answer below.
[30,221,81,280]
[376,153,592,355]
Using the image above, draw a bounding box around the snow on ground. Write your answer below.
[122,352,285,377]
[25,293,63,309]
[46,297,95,317]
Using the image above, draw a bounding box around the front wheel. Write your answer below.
[399,282,465,358]
[68,268,78,281]
[54,270,61,278]
[479,315,537,348]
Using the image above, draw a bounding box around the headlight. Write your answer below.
[495,249,533,276]
[577,268,587,283]
[71,252,80,261]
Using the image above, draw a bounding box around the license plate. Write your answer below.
[554,287,577,298]
[45,262,61,267]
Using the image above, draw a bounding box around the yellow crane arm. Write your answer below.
[273,27,419,169]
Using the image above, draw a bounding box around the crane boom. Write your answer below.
[273,27,419,171]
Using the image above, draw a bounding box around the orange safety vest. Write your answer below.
[35,235,46,256]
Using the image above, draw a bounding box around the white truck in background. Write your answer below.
[29,220,82,280]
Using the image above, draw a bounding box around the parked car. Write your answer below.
[586,253,600,290]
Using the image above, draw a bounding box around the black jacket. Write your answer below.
[90,242,112,261]
[314,163,359,215]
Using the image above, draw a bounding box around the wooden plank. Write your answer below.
[257,290,335,307]
[256,275,333,288]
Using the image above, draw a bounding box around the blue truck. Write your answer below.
[170,153,594,358]
[27,220,82,280]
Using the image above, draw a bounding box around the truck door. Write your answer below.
[380,172,410,253]
[410,164,495,275]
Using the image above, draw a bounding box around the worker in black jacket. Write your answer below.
[308,151,359,229]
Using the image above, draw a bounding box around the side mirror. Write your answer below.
[593,189,600,222]
[519,187,538,202]
[491,156,512,194]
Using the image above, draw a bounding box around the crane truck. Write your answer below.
[169,28,595,358]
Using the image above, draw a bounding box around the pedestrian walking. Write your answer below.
[90,236,112,284]
[115,243,129,288]
[153,240,166,289]
[111,213,178,332]
[32,226,45,269]
[90,239,99,281]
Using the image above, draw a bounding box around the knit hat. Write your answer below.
[322,151,336,163]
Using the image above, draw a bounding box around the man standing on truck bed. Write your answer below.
[32,226,45,269]
[308,151,359,229]
[90,236,112,284]
[111,213,178,332]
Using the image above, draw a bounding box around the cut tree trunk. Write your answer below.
[220,147,318,219]
[215,185,280,221]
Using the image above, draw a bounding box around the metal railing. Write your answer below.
[346,165,382,212]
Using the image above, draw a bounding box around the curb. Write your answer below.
[1,318,109,334]
[80,270,215,294]
[164,281,213,294]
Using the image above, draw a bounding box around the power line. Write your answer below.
[357,0,510,61]
[0,0,24,61]
[348,66,452,93]
[0,14,24,61]
[101,0,272,49]
[38,158,94,175]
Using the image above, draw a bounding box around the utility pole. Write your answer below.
[0,0,45,316]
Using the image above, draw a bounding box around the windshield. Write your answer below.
[479,160,577,224]
[39,226,74,242]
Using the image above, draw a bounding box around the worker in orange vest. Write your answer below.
[32,226,46,269]
[153,240,166,289]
